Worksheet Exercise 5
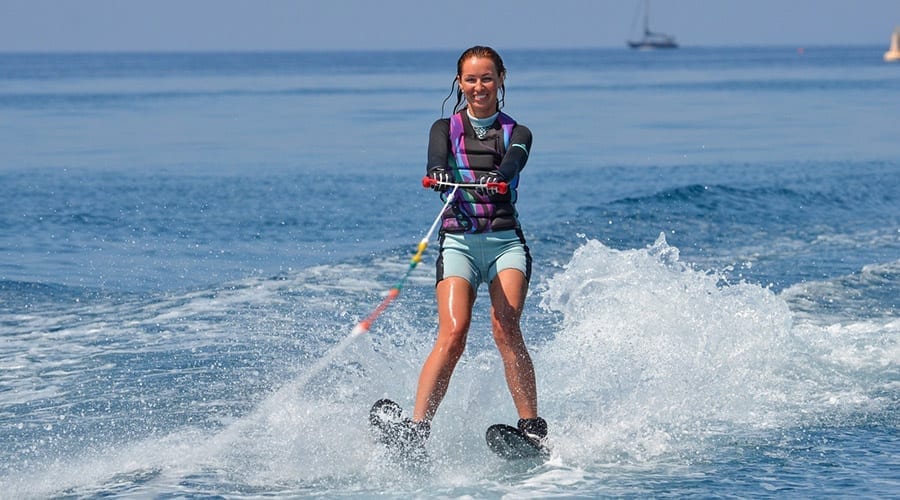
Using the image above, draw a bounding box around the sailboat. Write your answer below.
[627,0,678,50]
[885,26,900,62]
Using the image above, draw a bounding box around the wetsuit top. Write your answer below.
[427,110,532,233]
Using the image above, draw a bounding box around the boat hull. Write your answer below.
[628,41,678,50]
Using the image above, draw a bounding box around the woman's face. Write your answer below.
[457,56,504,118]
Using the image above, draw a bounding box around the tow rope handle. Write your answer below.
[422,176,508,195]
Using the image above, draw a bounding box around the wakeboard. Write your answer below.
[368,398,428,463]
[485,423,550,461]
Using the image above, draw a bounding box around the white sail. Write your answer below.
[885,27,900,62]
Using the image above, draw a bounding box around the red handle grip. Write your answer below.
[485,182,508,194]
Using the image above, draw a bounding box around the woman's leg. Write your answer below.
[489,268,538,419]
[412,276,475,422]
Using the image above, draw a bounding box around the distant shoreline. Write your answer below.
[0,44,888,56]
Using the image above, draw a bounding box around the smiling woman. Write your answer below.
[456,51,505,118]
[385,45,549,460]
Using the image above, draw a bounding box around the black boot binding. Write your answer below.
[517,416,548,446]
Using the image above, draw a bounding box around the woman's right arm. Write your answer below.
[426,119,451,174]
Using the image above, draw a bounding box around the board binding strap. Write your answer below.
[368,398,431,464]
[485,420,550,461]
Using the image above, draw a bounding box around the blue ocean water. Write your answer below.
[0,47,898,498]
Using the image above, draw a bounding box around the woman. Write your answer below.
[407,46,547,449]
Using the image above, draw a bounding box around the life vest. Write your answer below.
[441,111,519,233]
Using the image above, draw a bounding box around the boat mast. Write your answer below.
[643,0,651,36]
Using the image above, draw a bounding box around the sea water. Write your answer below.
[0,47,897,497]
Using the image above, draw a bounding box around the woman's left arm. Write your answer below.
[497,124,532,181]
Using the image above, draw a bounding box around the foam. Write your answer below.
[2,236,895,496]
[531,234,892,465]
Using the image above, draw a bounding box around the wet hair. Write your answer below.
[441,45,507,116]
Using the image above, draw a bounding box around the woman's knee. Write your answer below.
[491,304,521,334]
[436,326,469,359]
[492,321,525,351]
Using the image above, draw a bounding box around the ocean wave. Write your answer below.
[535,235,895,465]
[781,259,900,320]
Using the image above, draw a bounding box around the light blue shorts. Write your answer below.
[436,229,532,288]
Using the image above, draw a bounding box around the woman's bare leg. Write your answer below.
[489,268,538,419]
[412,277,475,422]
